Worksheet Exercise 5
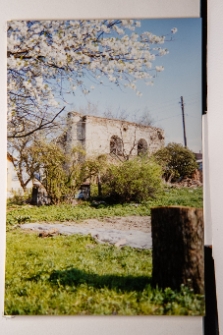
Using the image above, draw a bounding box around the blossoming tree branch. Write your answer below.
[7,19,177,139]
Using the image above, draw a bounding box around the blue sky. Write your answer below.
[61,18,202,152]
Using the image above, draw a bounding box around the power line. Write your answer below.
[147,92,201,111]
[149,101,180,113]
[153,113,182,123]
[149,101,200,116]
[184,101,200,106]
[185,114,201,119]
[148,97,200,115]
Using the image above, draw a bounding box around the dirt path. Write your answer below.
[20,216,152,249]
[63,216,151,233]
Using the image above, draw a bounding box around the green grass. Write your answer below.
[6,187,203,227]
[147,186,203,208]
[5,231,204,315]
[5,186,204,315]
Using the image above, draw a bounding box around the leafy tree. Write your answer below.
[8,128,67,192]
[154,143,198,182]
[16,139,84,204]
[8,136,38,192]
[7,19,177,139]
[101,157,163,203]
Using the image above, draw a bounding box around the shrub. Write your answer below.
[101,157,163,203]
[154,143,198,182]
[80,155,109,197]
[26,142,84,204]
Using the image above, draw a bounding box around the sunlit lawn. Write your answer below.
[5,230,204,316]
[5,187,204,315]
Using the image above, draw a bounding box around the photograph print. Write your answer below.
[5,18,204,315]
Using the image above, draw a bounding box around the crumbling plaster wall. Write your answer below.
[66,112,164,158]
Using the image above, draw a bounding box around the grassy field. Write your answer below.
[5,186,204,315]
[5,231,204,315]
[7,187,203,227]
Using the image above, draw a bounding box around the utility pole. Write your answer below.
[180,96,187,148]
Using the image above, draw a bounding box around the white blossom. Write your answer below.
[155,65,164,72]
[7,19,177,138]
[171,27,178,34]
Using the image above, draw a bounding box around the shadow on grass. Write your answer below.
[48,268,151,292]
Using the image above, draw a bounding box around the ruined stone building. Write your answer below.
[65,112,165,159]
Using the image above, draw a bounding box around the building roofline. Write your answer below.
[67,111,164,132]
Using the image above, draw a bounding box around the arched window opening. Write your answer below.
[157,130,164,140]
[110,135,123,156]
[137,139,148,156]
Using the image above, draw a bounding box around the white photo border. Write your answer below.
[0,1,209,334]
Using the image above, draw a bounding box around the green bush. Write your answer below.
[154,143,198,182]
[101,157,163,203]
[25,142,85,204]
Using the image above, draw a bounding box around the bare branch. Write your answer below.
[8,107,65,139]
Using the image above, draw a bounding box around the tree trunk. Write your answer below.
[97,173,102,197]
[151,206,204,294]
[30,179,50,206]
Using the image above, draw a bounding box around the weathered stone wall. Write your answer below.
[66,112,164,158]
